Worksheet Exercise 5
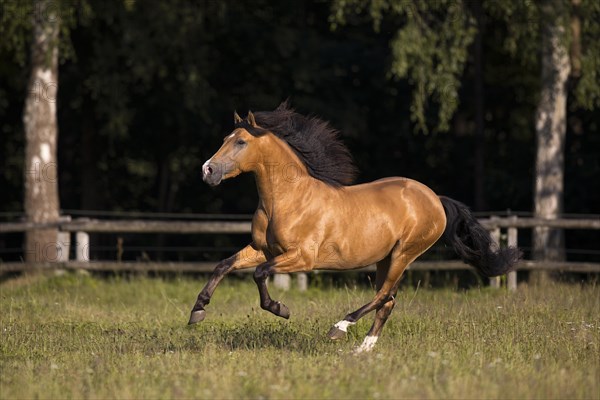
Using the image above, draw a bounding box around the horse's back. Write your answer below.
[344,176,446,240]
[347,177,442,209]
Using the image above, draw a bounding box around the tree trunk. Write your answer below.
[531,0,570,284]
[23,0,61,262]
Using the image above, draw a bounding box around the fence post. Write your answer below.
[489,217,501,288]
[76,231,89,262]
[56,215,72,262]
[57,232,71,262]
[297,273,308,291]
[273,274,291,291]
[507,216,518,291]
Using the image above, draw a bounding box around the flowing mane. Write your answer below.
[235,102,357,187]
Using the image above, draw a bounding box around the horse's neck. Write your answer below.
[252,144,316,219]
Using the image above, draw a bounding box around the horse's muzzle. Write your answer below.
[202,161,223,186]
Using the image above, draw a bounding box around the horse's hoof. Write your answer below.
[276,302,290,319]
[188,309,206,325]
[353,335,378,354]
[327,326,346,340]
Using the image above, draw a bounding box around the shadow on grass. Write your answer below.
[189,317,332,354]
[1,318,336,359]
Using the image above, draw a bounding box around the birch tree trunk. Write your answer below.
[532,0,570,283]
[23,0,61,262]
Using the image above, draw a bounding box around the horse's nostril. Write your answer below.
[202,162,214,178]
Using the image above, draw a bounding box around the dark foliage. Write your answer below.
[0,0,598,265]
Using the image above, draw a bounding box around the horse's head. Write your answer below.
[202,111,264,186]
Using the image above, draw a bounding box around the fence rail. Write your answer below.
[0,219,252,234]
[1,260,598,274]
[479,217,600,229]
[1,215,599,291]
[2,216,598,233]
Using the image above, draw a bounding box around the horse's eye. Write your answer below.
[236,139,247,146]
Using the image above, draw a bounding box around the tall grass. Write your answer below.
[0,273,598,399]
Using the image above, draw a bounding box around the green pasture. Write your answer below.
[0,273,598,399]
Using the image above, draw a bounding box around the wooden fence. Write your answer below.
[1,216,599,291]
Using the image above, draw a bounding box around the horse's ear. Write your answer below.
[275,99,290,111]
[247,111,257,127]
[234,111,242,124]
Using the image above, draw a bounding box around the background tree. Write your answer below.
[1,0,86,262]
[22,0,61,262]
[533,0,571,280]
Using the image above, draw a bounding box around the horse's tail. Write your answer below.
[439,196,521,277]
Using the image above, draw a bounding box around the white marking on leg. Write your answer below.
[334,320,355,332]
[355,335,378,353]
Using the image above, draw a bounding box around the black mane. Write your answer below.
[235,102,357,187]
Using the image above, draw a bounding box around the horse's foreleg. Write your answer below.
[253,250,310,319]
[189,244,265,324]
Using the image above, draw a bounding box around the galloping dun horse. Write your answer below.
[189,102,520,352]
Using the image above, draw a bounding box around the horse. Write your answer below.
[189,102,520,353]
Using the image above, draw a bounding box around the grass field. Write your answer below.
[0,273,598,399]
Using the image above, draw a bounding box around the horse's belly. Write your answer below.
[313,230,396,270]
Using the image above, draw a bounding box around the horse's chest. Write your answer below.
[264,222,288,256]
[252,210,302,258]
[265,223,285,256]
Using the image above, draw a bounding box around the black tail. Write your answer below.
[439,196,521,278]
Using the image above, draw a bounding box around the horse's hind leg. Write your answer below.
[327,255,392,340]
[354,283,400,353]
[327,241,419,347]
[354,256,405,352]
